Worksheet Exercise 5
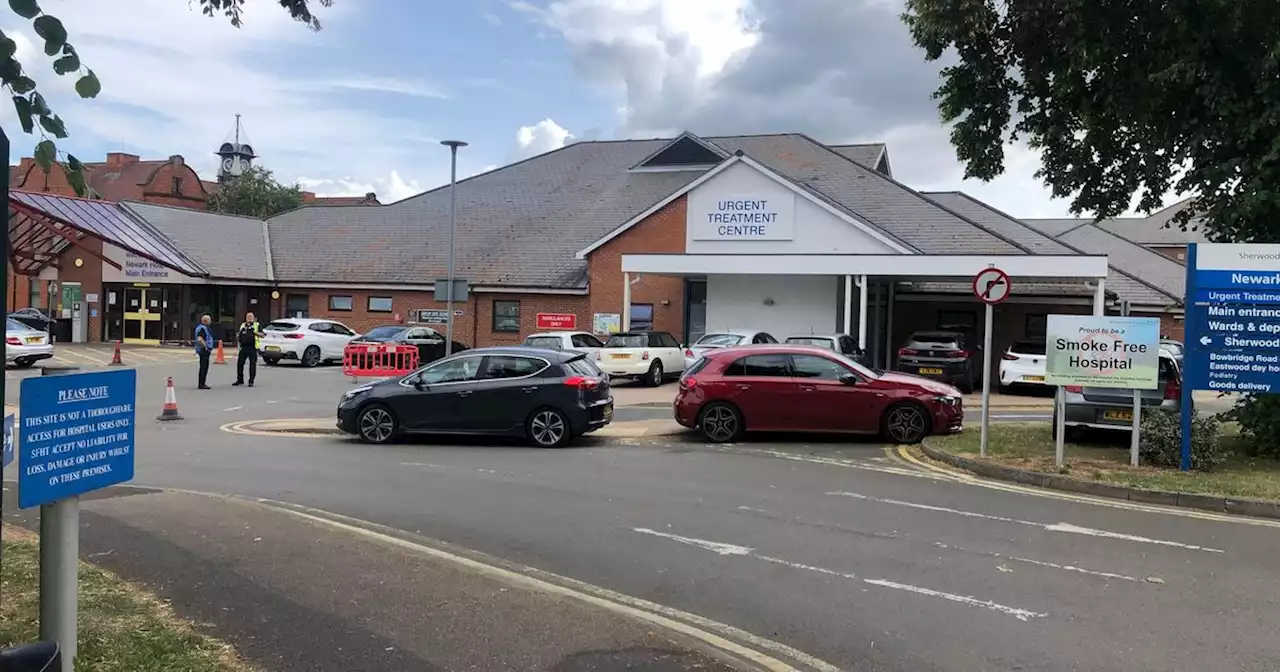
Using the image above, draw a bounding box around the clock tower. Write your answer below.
[215,114,256,183]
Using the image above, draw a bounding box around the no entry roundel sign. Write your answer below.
[973,268,1011,305]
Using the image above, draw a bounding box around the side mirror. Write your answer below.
[839,373,859,385]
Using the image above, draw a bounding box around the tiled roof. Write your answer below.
[122,202,271,280]
[828,143,886,170]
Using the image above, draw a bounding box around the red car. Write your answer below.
[674,344,964,443]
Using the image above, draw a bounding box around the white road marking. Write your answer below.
[933,542,1141,583]
[633,528,1046,621]
[222,406,243,412]
[401,462,447,469]
[125,350,160,362]
[265,400,277,404]
[747,449,948,481]
[827,491,1225,554]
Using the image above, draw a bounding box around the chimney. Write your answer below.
[301,191,317,203]
[168,154,185,167]
[364,192,377,203]
[106,152,139,167]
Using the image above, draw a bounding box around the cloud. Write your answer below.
[297,171,424,203]
[511,118,574,161]
[322,77,449,99]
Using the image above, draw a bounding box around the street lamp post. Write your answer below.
[440,140,467,356]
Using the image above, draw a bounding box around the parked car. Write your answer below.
[675,344,963,444]
[1160,339,1185,366]
[261,318,361,367]
[998,340,1048,392]
[522,331,605,359]
[896,330,981,393]
[337,347,613,447]
[1056,348,1182,435]
[7,307,54,336]
[5,318,53,368]
[599,330,686,386]
[684,330,778,366]
[784,334,871,367]
[348,324,469,367]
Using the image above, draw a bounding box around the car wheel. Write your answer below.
[881,402,931,444]
[263,356,280,366]
[646,360,664,387]
[527,407,571,448]
[302,346,322,368]
[699,402,743,443]
[356,404,397,444]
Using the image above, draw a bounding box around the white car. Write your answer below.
[522,331,605,358]
[598,330,686,386]
[261,318,361,367]
[5,317,53,368]
[684,330,777,367]
[998,340,1047,391]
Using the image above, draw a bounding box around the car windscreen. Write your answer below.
[696,333,745,347]
[605,334,647,348]
[1009,340,1046,355]
[264,322,299,332]
[830,351,880,379]
[362,326,405,340]
[785,337,835,350]
[525,336,564,350]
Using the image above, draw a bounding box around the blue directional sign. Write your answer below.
[3,413,13,468]
[17,369,137,509]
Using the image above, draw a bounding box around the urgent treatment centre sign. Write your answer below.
[690,193,796,241]
[1045,315,1161,389]
[18,369,137,509]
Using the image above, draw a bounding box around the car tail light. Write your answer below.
[283,333,305,339]
[679,376,697,390]
[563,375,599,390]
[898,347,918,357]
[685,348,694,358]
[947,350,968,358]
[1165,378,1181,400]
[1064,385,1083,393]
[642,350,650,360]
[5,336,21,346]
[1002,353,1018,361]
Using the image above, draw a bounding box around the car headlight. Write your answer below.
[341,385,373,402]
[933,395,960,407]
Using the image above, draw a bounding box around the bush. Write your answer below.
[1225,394,1280,459]
[1139,408,1225,471]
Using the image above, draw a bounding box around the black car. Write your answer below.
[337,347,614,447]
[349,324,470,367]
[896,330,981,392]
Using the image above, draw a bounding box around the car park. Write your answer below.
[674,344,963,444]
[998,340,1048,392]
[522,331,605,359]
[599,330,686,386]
[1056,348,1182,435]
[896,330,981,393]
[337,347,613,447]
[348,324,470,367]
[261,318,361,367]
[784,334,871,367]
[5,318,53,368]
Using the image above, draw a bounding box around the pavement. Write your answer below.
[2,348,1278,671]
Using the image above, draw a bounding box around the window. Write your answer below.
[526,335,565,350]
[725,354,790,377]
[937,310,976,330]
[418,356,482,384]
[792,355,852,381]
[265,321,298,332]
[650,332,680,348]
[571,333,604,348]
[404,328,439,341]
[696,333,744,347]
[481,355,546,379]
[307,322,333,333]
[1025,314,1048,342]
[786,336,835,350]
[493,300,520,332]
[285,294,309,318]
[368,296,393,313]
[364,326,405,340]
[328,295,353,311]
[752,333,777,344]
[605,333,647,348]
[1010,340,1047,356]
[630,303,654,331]
[564,357,603,377]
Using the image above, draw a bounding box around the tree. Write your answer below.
[0,0,332,196]
[901,0,1280,243]
[205,166,305,218]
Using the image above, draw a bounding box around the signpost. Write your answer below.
[1183,242,1280,470]
[536,313,577,330]
[18,368,138,671]
[1045,315,1161,467]
[972,267,1011,458]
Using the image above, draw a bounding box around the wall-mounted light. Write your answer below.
[271,290,281,300]
[763,297,775,306]
[661,299,670,306]
[74,258,83,267]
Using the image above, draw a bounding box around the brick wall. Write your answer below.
[586,196,688,336]
[52,236,106,340]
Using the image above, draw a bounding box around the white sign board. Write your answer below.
[1045,315,1162,390]
[100,243,204,285]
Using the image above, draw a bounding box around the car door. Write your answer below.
[467,354,552,432]
[325,321,359,357]
[791,353,877,432]
[389,355,483,431]
[720,353,796,431]
[654,332,685,372]
[305,322,334,358]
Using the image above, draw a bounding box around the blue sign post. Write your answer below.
[17,367,136,672]
[1183,243,1280,470]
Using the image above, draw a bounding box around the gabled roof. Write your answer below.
[1024,199,1209,247]
[122,202,272,281]
[828,143,890,176]
[630,131,729,170]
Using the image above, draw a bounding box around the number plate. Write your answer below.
[1103,410,1133,421]
[610,353,631,360]
[1023,375,1045,382]
[264,345,281,352]
[919,368,944,375]
[24,337,41,344]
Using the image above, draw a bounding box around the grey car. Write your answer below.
[1057,348,1182,435]
[784,334,871,367]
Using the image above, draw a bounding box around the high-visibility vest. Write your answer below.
[238,321,262,350]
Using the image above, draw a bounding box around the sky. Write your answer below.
[0,0,1170,216]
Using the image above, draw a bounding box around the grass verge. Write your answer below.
[927,423,1280,502]
[0,525,254,671]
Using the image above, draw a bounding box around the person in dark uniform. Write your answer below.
[194,314,214,390]
[233,311,264,387]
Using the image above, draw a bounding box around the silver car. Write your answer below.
[684,330,778,367]
[784,333,871,367]
[5,317,53,368]
[1057,348,1182,434]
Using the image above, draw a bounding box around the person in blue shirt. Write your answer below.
[194,314,214,390]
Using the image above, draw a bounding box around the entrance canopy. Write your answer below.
[621,253,1109,279]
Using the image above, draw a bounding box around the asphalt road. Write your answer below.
[5,358,1280,671]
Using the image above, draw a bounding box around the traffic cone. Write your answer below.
[156,377,184,421]
[109,341,124,366]
[213,340,227,365]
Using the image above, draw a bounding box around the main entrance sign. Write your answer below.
[1185,242,1280,395]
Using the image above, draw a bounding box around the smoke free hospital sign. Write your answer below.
[1044,315,1161,389]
